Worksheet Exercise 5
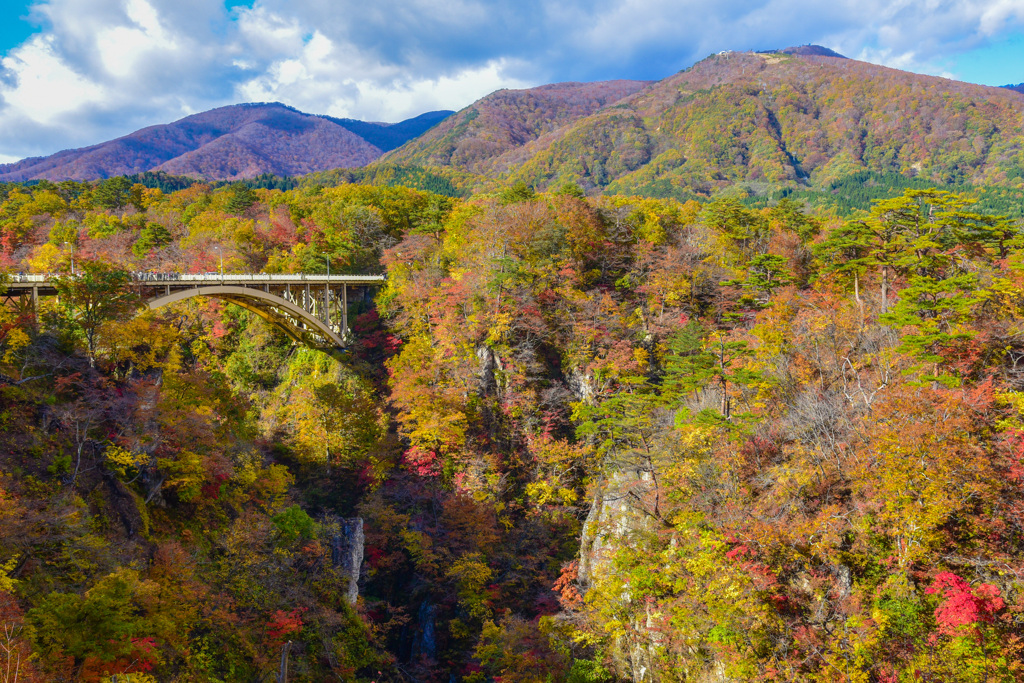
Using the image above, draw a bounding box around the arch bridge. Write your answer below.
[3,273,385,353]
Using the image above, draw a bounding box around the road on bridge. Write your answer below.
[3,272,386,352]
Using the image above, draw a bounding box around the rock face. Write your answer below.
[476,344,502,397]
[412,601,439,661]
[578,473,658,682]
[330,517,364,605]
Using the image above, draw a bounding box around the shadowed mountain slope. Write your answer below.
[326,110,454,152]
[0,103,453,182]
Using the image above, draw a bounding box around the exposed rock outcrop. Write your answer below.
[578,472,658,682]
[329,517,364,605]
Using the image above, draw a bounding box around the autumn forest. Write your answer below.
[3,49,1024,683]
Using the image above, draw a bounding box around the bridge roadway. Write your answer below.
[4,272,386,351]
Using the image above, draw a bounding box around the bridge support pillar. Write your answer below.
[342,285,348,337]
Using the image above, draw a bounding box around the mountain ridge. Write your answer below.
[380,79,654,174]
[381,48,1024,198]
[324,110,455,152]
[778,44,847,58]
[4,47,1023,194]
[0,103,454,182]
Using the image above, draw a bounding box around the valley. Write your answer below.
[1,47,1024,682]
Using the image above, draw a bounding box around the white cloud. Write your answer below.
[0,34,108,125]
[330,60,534,122]
[235,5,306,57]
[234,10,533,122]
[97,0,178,78]
[979,0,1024,35]
[1,0,1023,162]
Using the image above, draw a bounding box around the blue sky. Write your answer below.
[0,3,39,55]
[947,30,1024,85]
[1,0,1023,163]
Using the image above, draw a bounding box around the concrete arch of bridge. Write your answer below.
[146,285,344,349]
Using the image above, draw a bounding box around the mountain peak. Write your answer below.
[778,44,847,58]
[381,79,652,173]
[0,105,453,182]
[402,52,1024,199]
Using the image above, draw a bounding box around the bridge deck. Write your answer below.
[3,273,386,353]
[5,272,384,289]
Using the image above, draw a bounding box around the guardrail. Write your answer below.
[7,272,386,284]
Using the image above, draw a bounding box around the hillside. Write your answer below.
[380,79,652,174]
[0,103,453,182]
[2,171,1024,681]
[388,48,1024,198]
[325,110,454,152]
[527,51,1024,196]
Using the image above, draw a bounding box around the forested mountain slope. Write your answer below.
[326,110,455,152]
[2,174,1024,681]
[0,103,453,182]
[388,49,1024,199]
[512,50,1024,195]
[5,45,1024,683]
[380,80,653,174]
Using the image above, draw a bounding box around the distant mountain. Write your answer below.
[7,49,1021,196]
[381,80,653,174]
[395,48,1024,197]
[325,111,455,152]
[1004,83,1024,94]
[0,103,453,182]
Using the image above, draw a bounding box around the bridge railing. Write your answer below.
[131,273,386,282]
[7,272,385,284]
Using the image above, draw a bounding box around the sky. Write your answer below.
[1,0,1023,164]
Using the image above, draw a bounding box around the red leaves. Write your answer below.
[267,608,305,643]
[200,472,230,500]
[723,541,779,592]
[404,446,441,477]
[552,560,583,610]
[130,636,159,671]
[926,572,1005,635]
[0,228,21,256]
[262,207,301,249]
[365,545,385,569]
[936,335,987,377]
[1005,430,1024,482]
[724,544,754,561]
